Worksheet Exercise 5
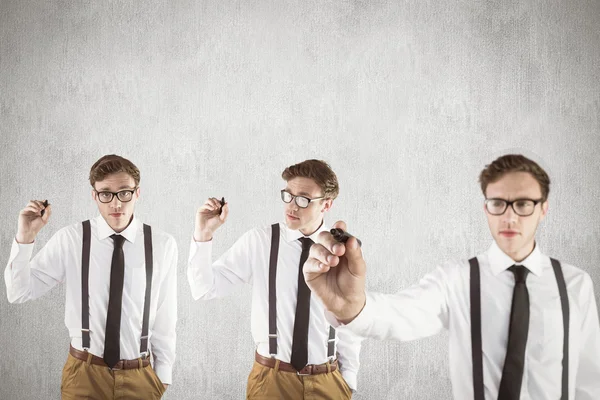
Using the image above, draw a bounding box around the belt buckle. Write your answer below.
[297,365,312,376]
[109,362,123,371]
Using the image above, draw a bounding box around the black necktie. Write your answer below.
[498,265,530,400]
[104,234,126,368]
[290,237,314,371]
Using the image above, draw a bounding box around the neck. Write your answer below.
[299,218,324,237]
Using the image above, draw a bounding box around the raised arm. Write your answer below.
[187,197,254,299]
[5,200,66,303]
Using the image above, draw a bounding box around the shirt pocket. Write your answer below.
[537,303,566,365]
[124,263,149,308]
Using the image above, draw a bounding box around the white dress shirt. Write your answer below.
[188,221,363,390]
[4,215,178,384]
[335,241,600,399]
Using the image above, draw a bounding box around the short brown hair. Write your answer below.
[89,155,140,187]
[282,159,339,200]
[479,154,550,201]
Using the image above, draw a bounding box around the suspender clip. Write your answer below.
[81,329,90,351]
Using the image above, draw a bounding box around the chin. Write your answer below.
[285,220,301,230]
[106,217,127,231]
[498,240,522,255]
[111,224,126,232]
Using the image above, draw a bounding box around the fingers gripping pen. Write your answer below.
[330,228,362,247]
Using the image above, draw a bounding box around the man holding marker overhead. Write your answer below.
[188,159,361,399]
[304,154,600,400]
[4,155,177,400]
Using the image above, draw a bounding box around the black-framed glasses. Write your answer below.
[280,190,325,209]
[484,198,543,216]
[94,188,138,204]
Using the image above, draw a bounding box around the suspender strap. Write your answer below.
[550,258,570,400]
[327,326,336,358]
[469,257,485,400]
[268,223,281,356]
[140,224,153,354]
[81,220,92,350]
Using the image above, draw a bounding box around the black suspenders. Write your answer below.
[81,220,154,356]
[550,258,570,400]
[268,223,281,355]
[469,258,485,400]
[268,223,336,359]
[81,220,92,350]
[469,257,569,400]
[140,224,154,354]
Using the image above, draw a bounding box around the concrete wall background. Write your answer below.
[1,0,599,398]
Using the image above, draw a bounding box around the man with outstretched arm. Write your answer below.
[304,154,600,400]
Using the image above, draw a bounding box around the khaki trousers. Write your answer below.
[246,360,352,400]
[61,353,166,400]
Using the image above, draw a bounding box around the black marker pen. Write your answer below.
[219,197,226,215]
[330,228,362,247]
[40,200,49,217]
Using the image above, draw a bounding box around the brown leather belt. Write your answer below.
[69,345,150,370]
[255,352,337,375]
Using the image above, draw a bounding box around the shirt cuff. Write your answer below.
[9,237,35,264]
[188,237,212,266]
[341,369,358,391]
[325,295,374,338]
[154,362,172,386]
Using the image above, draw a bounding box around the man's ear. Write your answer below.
[539,200,549,221]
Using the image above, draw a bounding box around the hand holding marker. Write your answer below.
[330,228,362,247]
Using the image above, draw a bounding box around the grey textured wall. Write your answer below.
[1,0,599,399]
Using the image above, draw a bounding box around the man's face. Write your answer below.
[92,172,140,233]
[484,171,548,261]
[283,177,332,233]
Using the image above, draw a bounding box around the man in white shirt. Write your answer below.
[188,159,361,399]
[4,155,177,400]
[304,154,600,400]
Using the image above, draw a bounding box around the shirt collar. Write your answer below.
[95,215,140,243]
[487,240,544,277]
[282,220,330,243]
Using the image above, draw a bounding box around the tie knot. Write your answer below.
[299,237,314,250]
[110,234,126,248]
[509,265,529,283]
